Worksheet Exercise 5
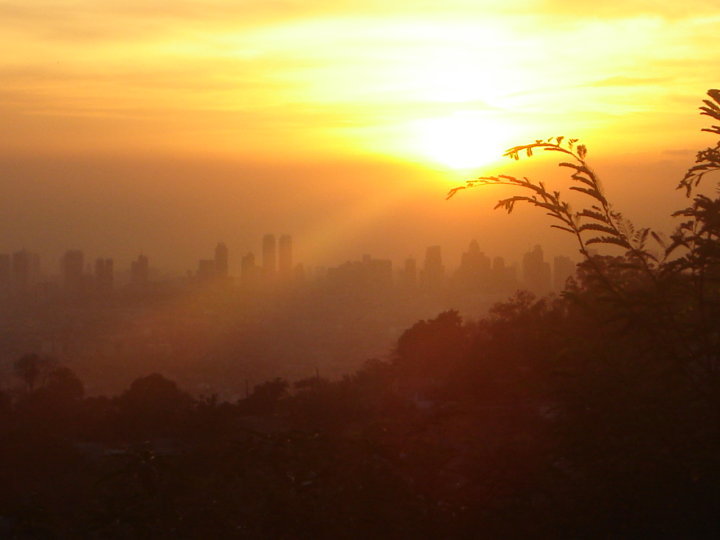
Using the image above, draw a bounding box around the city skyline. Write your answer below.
[0,236,574,300]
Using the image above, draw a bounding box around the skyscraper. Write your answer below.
[399,257,418,289]
[421,245,444,290]
[215,242,229,277]
[94,258,114,294]
[455,240,491,291]
[278,234,292,280]
[262,234,277,278]
[241,252,259,285]
[553,255,575,291]
[196,259,216,282]
[522,245,552,295]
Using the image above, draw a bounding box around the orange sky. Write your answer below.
[2,1,719,269]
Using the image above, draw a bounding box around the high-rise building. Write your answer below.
[553,255,575,291]
[421,245,445,290]
[215,242,228,277]
[130,254,149,286]
[197,259,216,282]
[491,256,517,293]
[455,240,491,291]
[325,254,392,294]
[262,234,277,278]
[278,235,292,280]
[62,250,85,296]
[241,252,259,285]
[399,257,417,289]
[522,245,552,295]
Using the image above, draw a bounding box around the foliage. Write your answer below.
[12,354,57,392]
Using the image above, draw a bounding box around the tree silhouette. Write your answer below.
[13,354,55,392]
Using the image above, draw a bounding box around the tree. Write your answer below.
[115,373,196,438]
[395,310,468,379]
[13,354,55,392]
[242,377,289,414]
[447,88,720,537]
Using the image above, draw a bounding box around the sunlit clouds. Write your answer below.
[1,1,719,167]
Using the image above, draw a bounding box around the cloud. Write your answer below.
[588,76,671,88]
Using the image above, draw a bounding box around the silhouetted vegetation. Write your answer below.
[1,90,720,538]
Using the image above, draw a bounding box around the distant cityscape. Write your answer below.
[0,236,576,397]
[0,234,575,302]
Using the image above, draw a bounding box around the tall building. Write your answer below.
[491,256,517,293]
[421,245,445,290]
[278,234,293,280]
[455,240,491,291]
[241,252,259,285]
[197,259,216,282]
[325,254,393,294]
[262,234,277,278]
[553,255,575,291]
[215,242,228,277]
[62,250,85,296]
[522,245,551,295]
[130,254,149,286]
[399,257,418,289]
[94,258,114,294]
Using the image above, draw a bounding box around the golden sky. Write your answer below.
[2,1,719,269]
[3,0,719,168]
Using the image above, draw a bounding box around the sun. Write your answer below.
[409,111,514,170]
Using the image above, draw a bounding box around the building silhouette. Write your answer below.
[241,252,260,285]
[326,254,393,294]
[215,242,229,277]
[491,256,517,294]
[196,259,216,282]
[455,240,491,292]
[553,255,575,291]
[262,234,277,278]
[522,245,551,295]
[278,235,292,280]
[399,257,418,289]
[421,245,444,290]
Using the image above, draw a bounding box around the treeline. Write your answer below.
[1,90,720,538]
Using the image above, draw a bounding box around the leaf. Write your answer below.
[569,186,605,201]
[586,236,631,248]
[577,209,609,222]
[578,223,618,235]
[446,186,465,199]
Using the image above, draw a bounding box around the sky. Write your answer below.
[2,0,719,272]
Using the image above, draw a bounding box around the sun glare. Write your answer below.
[409,111,513,170]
